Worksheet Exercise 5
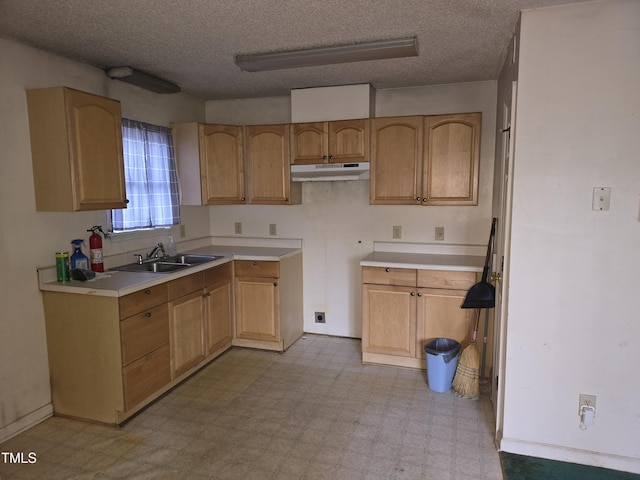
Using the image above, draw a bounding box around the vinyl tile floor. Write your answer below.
[0,335,503,480]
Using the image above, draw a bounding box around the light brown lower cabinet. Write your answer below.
[362,266,480,369]
[168,263,233,379]
[233,253,303,352]
[42,262,233,425]
[169,289,206,378]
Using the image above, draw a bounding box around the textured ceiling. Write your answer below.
[0,0,588,100]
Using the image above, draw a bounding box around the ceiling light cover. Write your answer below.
[235,37,418,72]
[106,67,180,94]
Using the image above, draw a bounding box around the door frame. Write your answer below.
[492,80,518,447]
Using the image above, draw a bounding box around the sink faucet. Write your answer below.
[147,242,166,260]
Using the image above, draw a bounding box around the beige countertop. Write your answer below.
[360,251,485,272]
[39,245,302,298]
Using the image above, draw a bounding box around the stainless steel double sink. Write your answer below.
[111,254,223,274]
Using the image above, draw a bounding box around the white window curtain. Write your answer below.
[112,119,180,231]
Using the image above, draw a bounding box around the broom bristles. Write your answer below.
[452,343,479,398]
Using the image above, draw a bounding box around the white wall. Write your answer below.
[501,0,640,473]
[206,82,497,337]
[0,37,208,441]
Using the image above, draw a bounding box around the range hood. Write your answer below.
[291,162,370,182]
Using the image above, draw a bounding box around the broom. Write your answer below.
[452,309,481,398]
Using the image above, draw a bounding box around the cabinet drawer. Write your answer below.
[205,261,232,286]
[417,270,477,290]
[122,344,170,411]
[168,271,204,301]
[121,304,169,365]
[235,260,279,278]
[362,266,416,287]
[119,284,168,319]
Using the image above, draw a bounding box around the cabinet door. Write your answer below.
[169,291,205,378]
[122,344,170,411]
[290,122,328,165]
[423,113,481,205]
[235,276,279,342]
[328,119,369,163]
[204,278,233,355]
[67,89,127,210]
[370,116,423,205]
[200,124,245,204]
[416,287,474,359]
[246,124,299,205]
[362,284,416,357]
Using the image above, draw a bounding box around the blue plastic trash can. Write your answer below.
[424,338,460,392]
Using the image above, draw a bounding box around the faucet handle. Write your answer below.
[133,254,144,264]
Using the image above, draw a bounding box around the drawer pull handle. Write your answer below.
[145,312,152,317]
[385,268,390,272]
[203,292,211,298]
[144,289,151,295]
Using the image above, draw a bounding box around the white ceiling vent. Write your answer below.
[291,84,375,123]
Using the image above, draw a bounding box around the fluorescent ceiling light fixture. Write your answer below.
[105,67,180,94]
[235,37,418,72]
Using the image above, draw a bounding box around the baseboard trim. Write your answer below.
[0,404,53,444]
[500,437,640,475]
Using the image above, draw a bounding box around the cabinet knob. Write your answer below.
[145,312,151,317]
[411,292,416,296]
[144,289,151,295]
[241,197,246,202]
[422,197,427,202]
[252,261,257,266]
[203,292,211,298]
[328,155,333,160]
[285,197,289,202]
[385,268,390,272]
[125,199,130,204]
[417,293,422,297]
[416,196,421,201]
[274,282,278,287]
[323,155,327,160]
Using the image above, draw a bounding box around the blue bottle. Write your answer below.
[70,239,90,270]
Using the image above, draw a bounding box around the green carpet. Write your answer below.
[501,452,640,480]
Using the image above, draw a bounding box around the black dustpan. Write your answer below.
[462,218,497,309]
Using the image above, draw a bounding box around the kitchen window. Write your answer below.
[111,119,180,232]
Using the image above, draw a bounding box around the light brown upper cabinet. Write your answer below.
[27,87,127,211]
[370,116,424,205]
[245,124,301,205]
[370,113,481,206]
[423,113,481,206]
[290,119,369,165]
[172,123,245,205]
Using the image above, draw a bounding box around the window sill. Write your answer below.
[107,225,182,244]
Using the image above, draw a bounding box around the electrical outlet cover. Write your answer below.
[579,394,596,411]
